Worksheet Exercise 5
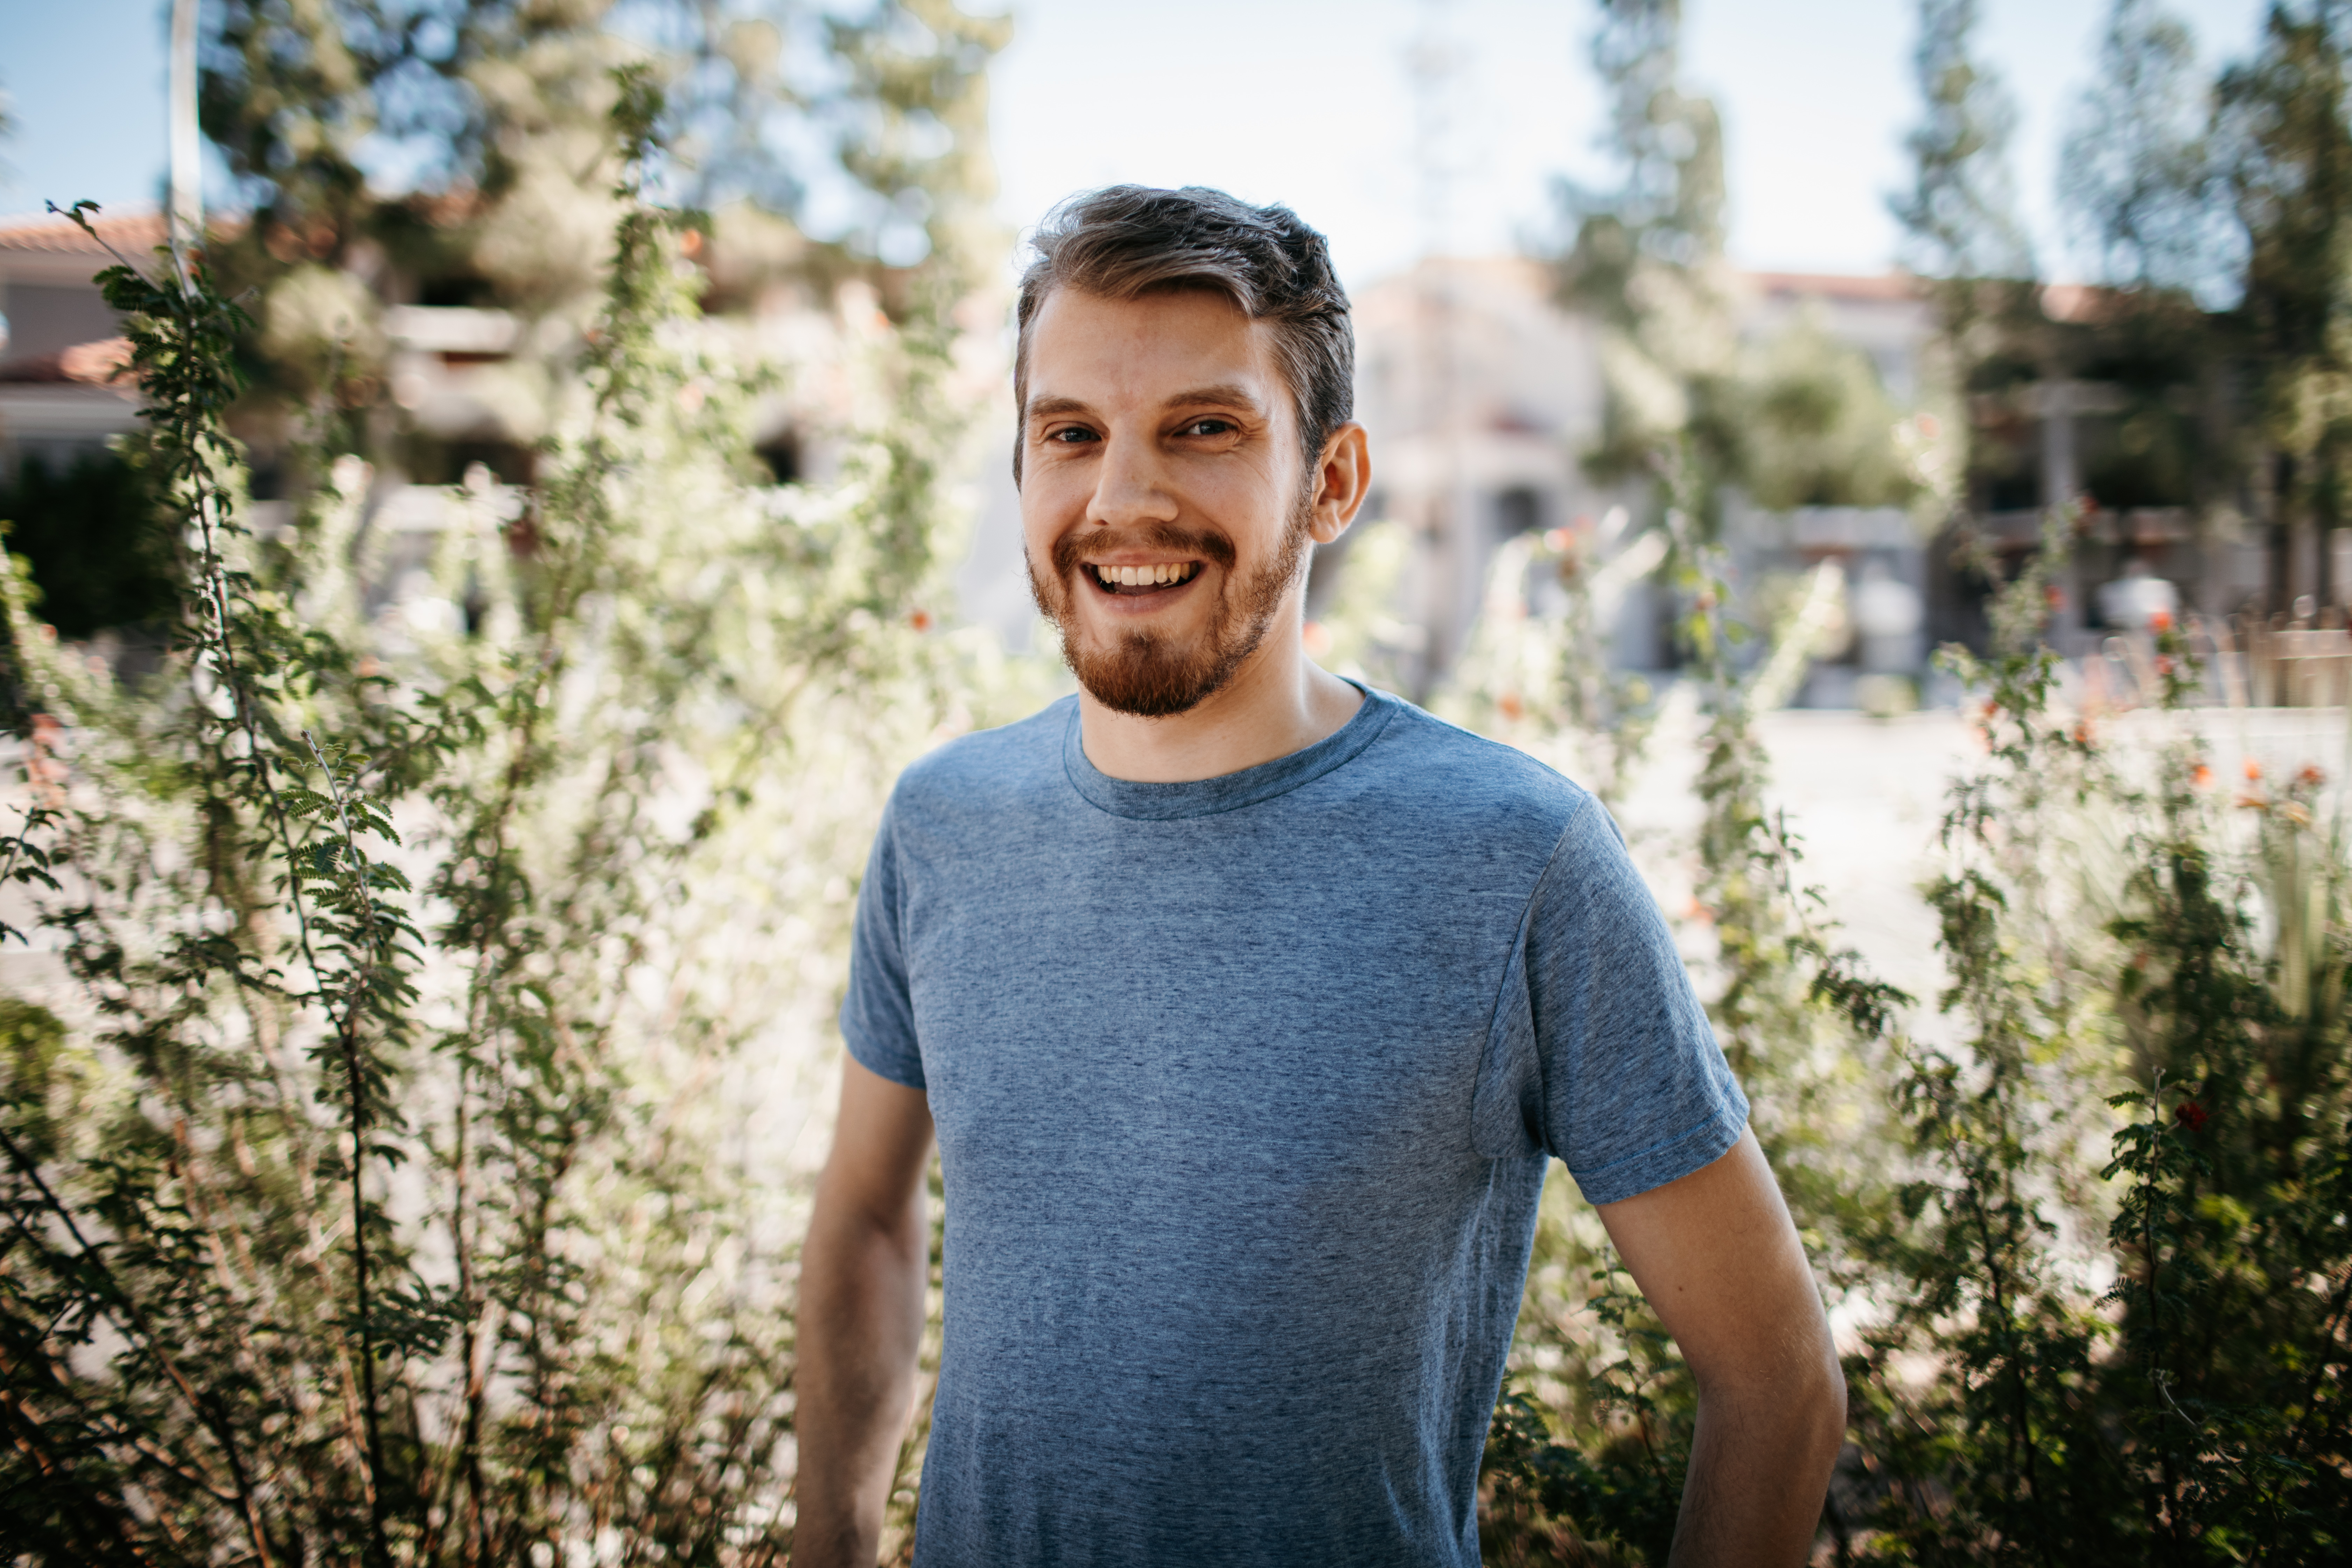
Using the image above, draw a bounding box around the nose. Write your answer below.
[1088,429,1179,530]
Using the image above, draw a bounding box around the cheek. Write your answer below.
[1199,468,1298,555]
[1019,475,1086,555]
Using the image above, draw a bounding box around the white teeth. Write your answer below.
[1092,562,1195,588]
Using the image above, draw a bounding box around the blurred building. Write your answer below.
[1341,258,2347,705]
[1337,256,1613,678]
[0,209,149,478]
[0,202,847,638]
[1340,258,1940,698]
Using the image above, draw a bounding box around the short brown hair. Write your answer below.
[1012,186,1354,484]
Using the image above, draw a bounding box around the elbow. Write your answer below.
[1696,1330,1847,1454]
[1793,1329,1849,1464]
[1815,1339,1849,1447]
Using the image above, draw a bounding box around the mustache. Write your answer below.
[1049,523,1238,580]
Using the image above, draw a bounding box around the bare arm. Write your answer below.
[1595,1126,1846,1568]
[794,1058,936,1568]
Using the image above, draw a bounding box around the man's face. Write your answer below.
[1020,286,1315,717]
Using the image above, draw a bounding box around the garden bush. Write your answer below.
[1463,506,2349,1564]
[0,74,1044,1566]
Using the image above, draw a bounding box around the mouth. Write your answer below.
[1084,560,1201,600]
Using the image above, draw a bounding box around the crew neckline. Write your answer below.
[1062,681,1399,821]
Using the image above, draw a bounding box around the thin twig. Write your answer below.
[300,727,396,1568]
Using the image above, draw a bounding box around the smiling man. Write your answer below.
[793,186,1845,1568]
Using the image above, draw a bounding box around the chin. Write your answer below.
[1066,626,1245,718]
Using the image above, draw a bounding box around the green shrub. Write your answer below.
[0,75,1042,1566]
[1468,517,2348,1565]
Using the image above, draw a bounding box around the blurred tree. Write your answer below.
[1558,0,1918,517]
[1722,320,1918,511]
[1889,0,2041,543]
[2062,0,2238,297]
[200,0,1000,280]
[1890,0,2033,306]
[2220,0,2352,608]
[2040,1,2242,528]
[201,0,429,258]
[1554,0,1736,491]
[188,0,1005,478]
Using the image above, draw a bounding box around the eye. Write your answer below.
[1045,426,1098,445]
[1179,418,1236,437]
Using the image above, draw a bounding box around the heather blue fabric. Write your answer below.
[841,685,1747,1568]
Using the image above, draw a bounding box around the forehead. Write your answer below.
[1024,286,1285,415]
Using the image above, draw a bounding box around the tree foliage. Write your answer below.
[2062,0,2237,298]
[1892,0,2032,292]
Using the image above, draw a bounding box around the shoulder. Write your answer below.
[883,695,1073,834]
[1355,692,1600,851]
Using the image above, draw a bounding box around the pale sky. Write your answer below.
[0,0,2277,287]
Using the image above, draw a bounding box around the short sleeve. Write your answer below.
[840,800,926,1090]
[1471,795,1748,1204]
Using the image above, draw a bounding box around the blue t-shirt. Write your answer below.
[841,685,1747,1567]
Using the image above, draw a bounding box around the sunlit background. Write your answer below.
[2,0,2276,284]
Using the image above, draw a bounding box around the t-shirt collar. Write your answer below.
[1062,679,1398,820]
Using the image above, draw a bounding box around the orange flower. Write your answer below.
[1497,691,1526,722]
[2244,757,2264,782]
[908,608,932,631]
[2150,609,2172,633]
[2192,763,2213,789]
[2296,763,2326,788]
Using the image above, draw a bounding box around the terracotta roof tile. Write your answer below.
[1744,270,1923,303]
[0,208,170,255]
[0,207,243,257]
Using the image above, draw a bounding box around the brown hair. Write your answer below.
[1012,185,1354,484]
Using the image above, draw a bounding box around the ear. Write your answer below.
[1307,422,1371,546]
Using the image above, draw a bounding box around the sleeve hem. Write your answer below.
[1568,1100,1747,1207]
[842,1028,926,1092]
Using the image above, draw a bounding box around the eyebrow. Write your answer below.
[1023,384,1269,427]
[1160,383,1266,416]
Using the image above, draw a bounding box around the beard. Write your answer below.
[1027,492,1312,719]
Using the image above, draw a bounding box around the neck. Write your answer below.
[1077,604,1363,783]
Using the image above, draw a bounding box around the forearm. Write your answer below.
[794,1188,929,1568]
[1669,1355,1847,1567]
